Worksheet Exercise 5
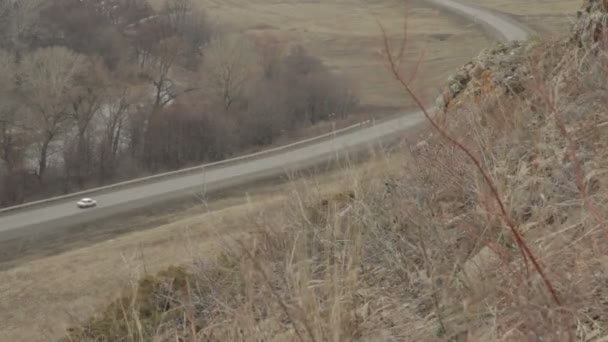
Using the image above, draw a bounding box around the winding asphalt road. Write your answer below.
[0,0,529,243]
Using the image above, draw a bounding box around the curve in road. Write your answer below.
[0,0,530,243]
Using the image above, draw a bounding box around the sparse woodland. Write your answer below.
[0,0,358,207]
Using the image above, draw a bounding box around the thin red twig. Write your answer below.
[377,21,561,305]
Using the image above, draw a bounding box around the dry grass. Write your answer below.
[59,11,608,341]
[0,183,301,341]
[0,196,261,341]
[460,0,579,36]
[5,2,599,342]
[179,0,493,108]
[0,155,395,342]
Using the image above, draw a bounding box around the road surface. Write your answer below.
[0,0,530,243]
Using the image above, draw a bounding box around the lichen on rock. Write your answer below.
[436,0,608,115]
[436,40,529,113]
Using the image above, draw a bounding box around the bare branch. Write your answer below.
[202,34,258,111]
[377,20,561,305]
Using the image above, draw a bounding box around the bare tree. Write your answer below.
[202,34,258,111]
[240,79,289,146]
[18,46,86,179]
[136,34,203,165]
[145,36,186,110]
[162,0,211,68]
[0,49,24,171]
[163,0,192,31]
[65,58,110,186]
[102,0,153,28]
[329,74,359,120]
[1,0,43,52]
[128,13,176,75]
[0,1,9,31]
[269,45,358,124]
[37,0,131,70]
[252,33,286,79]
[99,86,131,181]
[299,72,359,124]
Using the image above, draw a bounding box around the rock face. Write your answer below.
[435,41,529,112]
[572,0,608,47]
[437,0,608,114]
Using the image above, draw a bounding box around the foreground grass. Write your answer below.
[61,3,608,339]
[0,154,399,341]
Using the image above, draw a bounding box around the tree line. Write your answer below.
[0,0,358,207]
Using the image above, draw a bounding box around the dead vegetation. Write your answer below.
[57,1,608,341]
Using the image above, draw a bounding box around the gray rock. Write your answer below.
[449,82,463,96]
[435,94,447,109]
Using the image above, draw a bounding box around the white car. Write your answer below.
[77,198,97,209]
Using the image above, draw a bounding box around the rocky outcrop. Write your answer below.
[437,0,608,114]
[572,0,608,47]
[435,41,530,112]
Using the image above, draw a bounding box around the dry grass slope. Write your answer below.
[62,1,608,341]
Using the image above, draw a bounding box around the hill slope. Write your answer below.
[17,1,608,341]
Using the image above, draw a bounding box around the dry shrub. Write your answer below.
[394,35,608,340]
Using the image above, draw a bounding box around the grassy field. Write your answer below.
[461,0,579,36]
[182,0,494,109]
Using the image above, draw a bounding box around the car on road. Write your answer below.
[77,198,97,209]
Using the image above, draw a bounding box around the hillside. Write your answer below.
[0,1,492,341]
[59,1,608,340]
[9,0,608,341]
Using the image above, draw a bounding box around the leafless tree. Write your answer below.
[37,0,131,70]
[99,86,132,181]
[240,79,289,146]
[146,36,186,110]
[162,0,211,67]
[65,58,110,186]
[0,49,24,171]
[252,33,286,79]
[128,15,171,73]
[269,45,358,124]
[299,72,359,123]
[104,0,153,28]
[18,46,86,179]
[135,34,202,166]
[163,0,192,30]
[202,34,258,111]
[0,1,9,30]
[0,0,43,51]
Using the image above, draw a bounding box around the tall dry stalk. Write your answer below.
[376,21,561,305]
